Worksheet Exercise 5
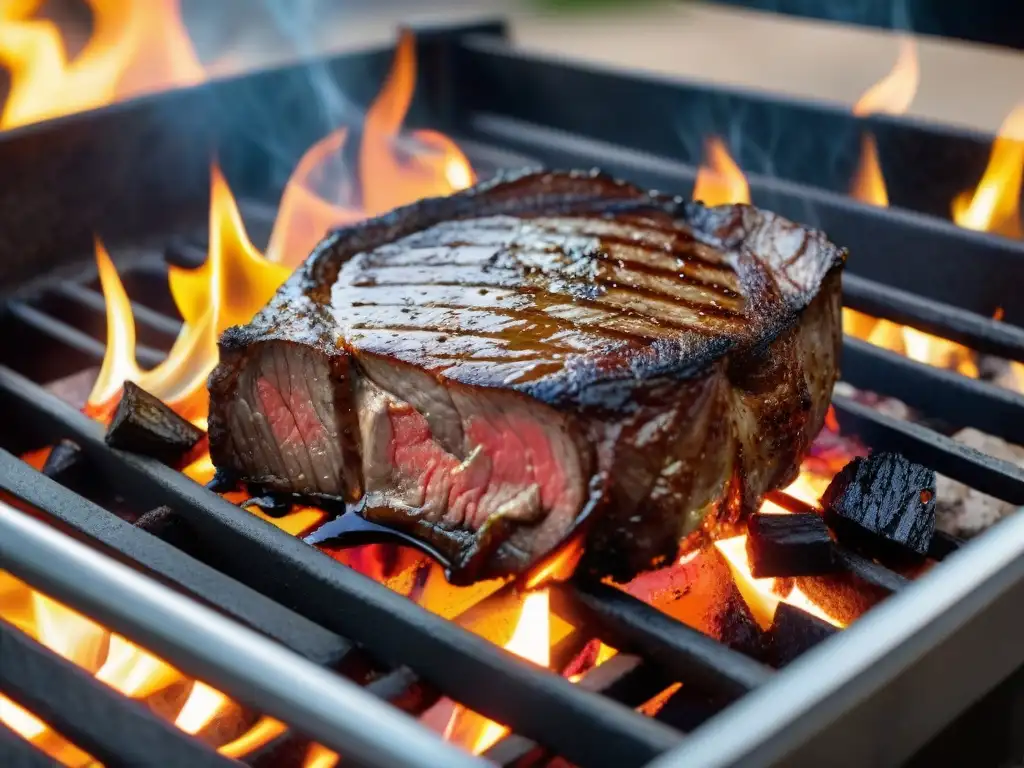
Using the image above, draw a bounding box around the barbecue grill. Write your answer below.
[1,18,1023,768]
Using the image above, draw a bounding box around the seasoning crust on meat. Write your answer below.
[208,169,846,583]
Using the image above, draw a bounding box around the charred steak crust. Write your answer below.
[208,169,845,583]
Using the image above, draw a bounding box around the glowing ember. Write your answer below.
[952,104,1024,239]
[693,137,750,206]
[304,743,341,768]
[0,571,283,760]
[0,0,203,129]
[470,588,552,754]
[849,38,918,208]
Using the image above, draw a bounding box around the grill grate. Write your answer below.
[0,19,1023,768]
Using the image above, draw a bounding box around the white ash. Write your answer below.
[833,381,913,421]
[936,428,1024,538]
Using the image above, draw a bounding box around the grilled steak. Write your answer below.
[208,170,845,583]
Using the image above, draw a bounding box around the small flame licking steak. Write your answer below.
[207,170,845,584]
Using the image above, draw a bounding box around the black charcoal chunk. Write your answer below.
[746,512,838,578]
[822,452,936,559]
[41,439,87,485]
[105,381,204,466]
[763,603,838,667]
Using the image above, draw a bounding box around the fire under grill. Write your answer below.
[1,18,1024,768]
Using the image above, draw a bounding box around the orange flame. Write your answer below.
[0,0,203,129]
[304,744,341,768]
[952,105,1024,239]
[716,472,847,629]
[849,38,919,208]
[851,38,919,118]
[0,572,286,762]
[266,30,475,266]
[470,588,551,754]
[87,164,290,420]
[843,38,987,381]
[693,137,750,206]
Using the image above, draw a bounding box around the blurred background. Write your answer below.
[10,0,1024,138]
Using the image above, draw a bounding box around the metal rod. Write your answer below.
[0,448,349,666]
[841,336,1024,446]
[841,275,1024,364]
[552,580,773,699]
[643,499,1024,768]
[0,617,238,767]
[6,302,164,369]
[0,720,60,768]
[0,367,682,768]
[0,502,485,768]
[834,548,909,593]
[484,655,670,768]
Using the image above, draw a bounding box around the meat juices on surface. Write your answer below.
[207,170,846,583]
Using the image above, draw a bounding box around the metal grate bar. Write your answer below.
[54,280,182,339]
[832,394,1024,504]
[0,366,682,767]
[0,502,485,768]
[552,580,773,699]
[0,448,349,666]
[0,617,239,767]
[841,337,1024,444]
[485,654,670,767]
[6,302,165,369]
[842,274,1024,363]
[0,721,60,768]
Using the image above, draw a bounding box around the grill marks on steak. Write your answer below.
[208,170,845,583]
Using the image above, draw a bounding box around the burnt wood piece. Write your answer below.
[767,489,960,561]
[822,452,937,560]
[746,512,839,577]
[105,381,204,466]
[40,438,87,487]
[208,169,846,584]
[763,603,839,668]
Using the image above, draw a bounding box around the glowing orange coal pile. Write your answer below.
[0,0,203,129]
